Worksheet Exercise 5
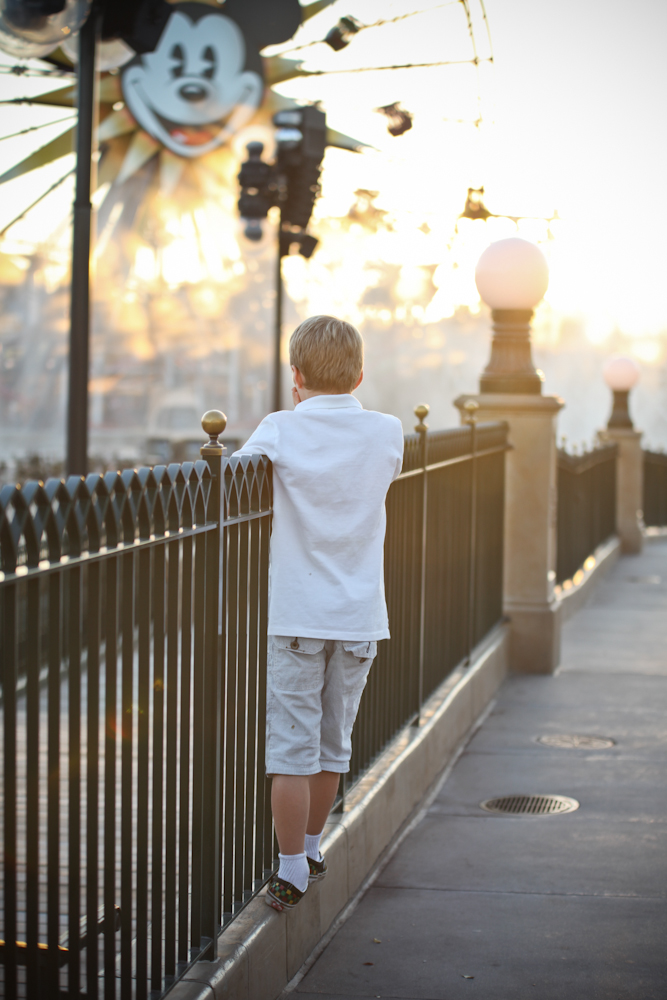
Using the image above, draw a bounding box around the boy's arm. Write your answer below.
[231,416,279,460]
[391,419,405,482]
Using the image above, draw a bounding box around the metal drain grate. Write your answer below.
[538,734,615,750]
[480,794,580,816]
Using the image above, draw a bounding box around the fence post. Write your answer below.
[199,410,227,944]
[600,358,643,552]
[414,404,429,721]
[600,425,644,554]
[463,400,479,661]
[643,450,667,528]
[455,392,564,674]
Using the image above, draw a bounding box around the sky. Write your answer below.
[1,0,667,453]
[2,0,667,338]
[269,0,667,344]
[483,0,667,343]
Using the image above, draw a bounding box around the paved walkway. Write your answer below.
[290,538,667,1000]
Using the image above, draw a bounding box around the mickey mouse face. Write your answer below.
[121,3,263,158]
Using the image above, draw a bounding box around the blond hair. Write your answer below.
[289,315,364,393]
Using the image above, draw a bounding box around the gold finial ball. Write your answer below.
[201,410,227,437]
[414,403,430,422]
[463,399,479,425]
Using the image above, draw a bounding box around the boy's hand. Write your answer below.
[291,386,301,407]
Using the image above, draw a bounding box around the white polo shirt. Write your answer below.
[232,395,404,640]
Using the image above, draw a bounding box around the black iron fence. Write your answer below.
[643,450,667,527]
[349,415,508,784]
[0,442,273,1000]
[556,443,617,584]
[1,412,508,999]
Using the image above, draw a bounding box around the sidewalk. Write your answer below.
[288,538,667,1000]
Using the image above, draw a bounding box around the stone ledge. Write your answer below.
[556,535,621,623]
[183,623,509,1000]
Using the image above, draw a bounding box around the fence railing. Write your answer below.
[0,446,273,1000]
[643,450,667,527]
[349,416,508,785]
[556,443,617,584]
[1,413,509,999]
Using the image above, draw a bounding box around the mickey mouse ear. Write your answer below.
[101,0,171,55]
[223,0,302,49]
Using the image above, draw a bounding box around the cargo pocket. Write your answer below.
[267,636,327,772]
[271,635,326,656]
[269,635,326,693]
[342,640,377,664]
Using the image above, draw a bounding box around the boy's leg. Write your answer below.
[265,636,327,902]
[271,774,310,855]
[307,770,340,835]
[269,775,311,900]
[304,770,340,867]
[308,641,376,861]
[319,640,376,778]
[270,770,338,857]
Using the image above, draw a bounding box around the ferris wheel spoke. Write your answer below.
[0,167,75,239]
[0,114,77,144]
[279,2,466,56]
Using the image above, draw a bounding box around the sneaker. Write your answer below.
[307,854,327,883]
[266,874,306,912]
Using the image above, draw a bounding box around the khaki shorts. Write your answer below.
[265,636,377,776]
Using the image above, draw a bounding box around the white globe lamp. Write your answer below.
[475,238,549,394]
[475,238,549,309]
[603,355,640,429]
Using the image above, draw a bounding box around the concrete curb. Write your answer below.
[644,526,667,542]
[556,535,621,623]
[168,623,509,1000]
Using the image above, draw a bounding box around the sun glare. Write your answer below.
[1,0,666,455]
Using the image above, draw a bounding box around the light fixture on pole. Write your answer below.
[602,355,640,429]
[475,237,549,394]
[457,235,563,675]
[238,106,326,412]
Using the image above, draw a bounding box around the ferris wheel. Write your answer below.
[0,0,495,245]
[0,0,498,470]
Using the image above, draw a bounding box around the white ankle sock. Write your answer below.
[278,852,309,893]
[304,832,323,862]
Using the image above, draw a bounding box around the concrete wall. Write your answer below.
[166,624,509,1000]
[556,535,621,623]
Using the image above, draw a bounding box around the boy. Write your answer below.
[233,315,403,911]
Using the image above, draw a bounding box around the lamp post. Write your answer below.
[601,355,643,554]
[66,9,100,475]
[274,235,285,413]
[455,237,564,675]
[475,238,549,394]
[603,355,640,428]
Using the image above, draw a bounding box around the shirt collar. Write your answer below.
[296,394,363,411]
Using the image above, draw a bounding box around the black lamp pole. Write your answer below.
[273,236,284,413]
[66,9,100,475]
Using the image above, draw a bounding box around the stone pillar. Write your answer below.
[600,427,644,554]
[455,392,564,674]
